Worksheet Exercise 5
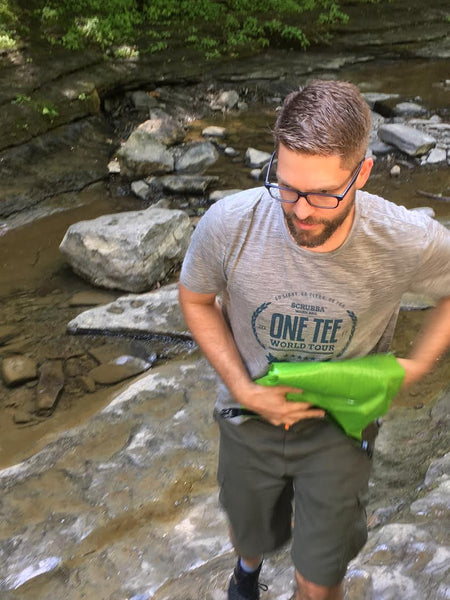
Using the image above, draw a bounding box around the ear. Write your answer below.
[356,157,373,189]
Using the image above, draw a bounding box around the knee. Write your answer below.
[295,571,343,600]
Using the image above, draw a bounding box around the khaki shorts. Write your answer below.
[216,415,373,587]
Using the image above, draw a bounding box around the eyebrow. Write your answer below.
[276,173,343,194]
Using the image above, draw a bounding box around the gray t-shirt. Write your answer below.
[180,187,450,411]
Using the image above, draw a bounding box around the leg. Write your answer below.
[229,525,263,569]
[287,420,373,589]
[295,571,343,600]
[216,416,294,558]
[216,415,294,599]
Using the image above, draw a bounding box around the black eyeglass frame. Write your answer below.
[264,152,365,209]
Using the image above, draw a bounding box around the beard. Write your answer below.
[283,199,355,248]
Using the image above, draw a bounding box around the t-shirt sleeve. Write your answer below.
[408,218,450,299]
[179,202,227,294]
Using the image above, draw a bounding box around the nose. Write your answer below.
[291,195,316,220]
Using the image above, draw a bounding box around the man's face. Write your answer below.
[275,145,372,252]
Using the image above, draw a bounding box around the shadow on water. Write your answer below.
[0,55,449,468]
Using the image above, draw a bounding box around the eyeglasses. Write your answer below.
[264,152,364,209]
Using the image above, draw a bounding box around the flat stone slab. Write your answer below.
[88,355,153,384]
[67,283,190,338]
[36,360,64,414]
[1,355,38,386]
[378,124,436,156]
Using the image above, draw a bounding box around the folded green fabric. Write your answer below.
[255,354,405,440]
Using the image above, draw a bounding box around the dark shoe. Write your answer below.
[228,559,268,600]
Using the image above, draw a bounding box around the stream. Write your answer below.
[0,52,449,599]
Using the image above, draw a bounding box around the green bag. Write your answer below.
[255,354,405,440]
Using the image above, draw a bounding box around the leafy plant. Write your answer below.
[0,0,19,49]
[3,0,370,58]
[12,94,32,105]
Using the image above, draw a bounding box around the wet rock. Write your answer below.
[89,344,128,364]
[67,283,189,338]
[410,479,450,516]
[174,141,219,174]
[68,291,118,306]
[13,409,36,424]
[76,375,96,393]
[88,355,152,384]
[59,208,192,293]
[36,360,65,414]
[209,189,243,202]
[129,90,159,112]
[393,101,427,117]
[370,140,394,155]
[349,523,449,598]
[424,452,450,487]
[155,174,219,195]
[0,325,18,345]
[390,165,401,177]
[1,116,112,219]
[216,90,239,109]
[117,136,174,179]
[344,568,373,600]
[363,92,400,111]
[1,355,38,386]
[378,124,436,156]
[64,356,87,377]
[131,179,152,201]
[245,147,271,168]
[134,113,185,146]
[224,146,239,157]
[107,158,121,174]
[0,358,449,599]
[426,147,447,164]
[202,126,227,138]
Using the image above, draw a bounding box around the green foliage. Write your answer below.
[2,0,366,58]
[0,0,19,49]
[12,94,32,104]
[11,93,58,122]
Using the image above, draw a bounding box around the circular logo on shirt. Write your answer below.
[251,291,357,362]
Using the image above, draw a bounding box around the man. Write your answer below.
[178,80,450,600]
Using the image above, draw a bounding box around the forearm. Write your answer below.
[179,287,255,404]
[398,296,450,385]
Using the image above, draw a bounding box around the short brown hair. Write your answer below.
[273,80,371,167]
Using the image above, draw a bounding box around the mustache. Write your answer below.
[289,215,325,226]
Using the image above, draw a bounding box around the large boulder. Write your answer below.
[117,134,174,178]
[59,208,192,292]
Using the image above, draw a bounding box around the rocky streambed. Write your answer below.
[1,14,450,598]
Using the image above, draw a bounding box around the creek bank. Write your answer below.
[1,0,450,228]
[0,353,448,599]
[2,0,448,151]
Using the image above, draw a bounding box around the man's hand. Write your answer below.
[236,382,325,428]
